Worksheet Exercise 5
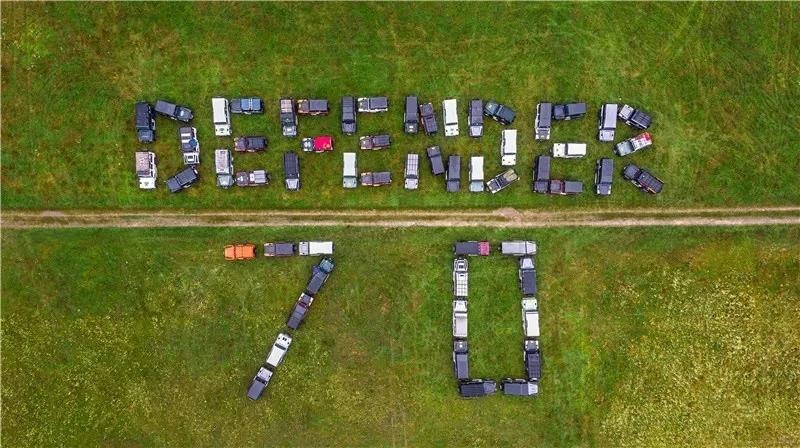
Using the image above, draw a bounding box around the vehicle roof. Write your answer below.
[521,270,537,295]
[135,102,151,122]
[498,104,516,120]
[134,151,153,174]
[537,102,552,126]
[266,242,295,255]
[503,380,538,396]
[638,170,664,192]
[214,150,232,174]
[371,171,392,184]
[369,96,388,108]
[405,96,418,113]
[175,167,198,183]
[500,169,518,183]
[470,156,484,177]
[598,158,613,183]
[567,102,587,114]
[155,100,177,114]
[459,380,496,396]
[283,151,299,176]
[600,103,618,127]
[343,152,357,170]
[525,352,541,379]
[280,98,294,112]
[623,164,641,180]
[448,155,460,173]
[535,156,551,180]
[470,99,482,112]
[305,271,328,295]
[314,135,333,146]
[564,181,584,193]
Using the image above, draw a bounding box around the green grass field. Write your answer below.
[2,2,799,210]
[3,226,799,446]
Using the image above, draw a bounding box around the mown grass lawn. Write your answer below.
[1,2,799,210]
[2,226,799,446]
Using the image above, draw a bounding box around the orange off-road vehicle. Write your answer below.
[224,244,257,260]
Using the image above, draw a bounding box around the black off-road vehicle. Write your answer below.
[154,99,193,123]
[283,151,300,191]
[297,98,329,115]
[357,96,388,113]
[280,97,298,137]
[553,102,587,121]
[341,96,357,135]
[420,102,438,135]
[467,99,484,137]
[231,97,264,114]
[483,100,516,125]
[134,101,155,143]
[426,146,445,175]
[234,136,268,152]
[622,164,663,194]
[618,104,652,130]
[165,166,199,193]
[404,96,419,134]
[359,134,391,150]
[595,158,614,196]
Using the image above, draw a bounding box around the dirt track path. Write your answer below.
[3,207,800,229]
